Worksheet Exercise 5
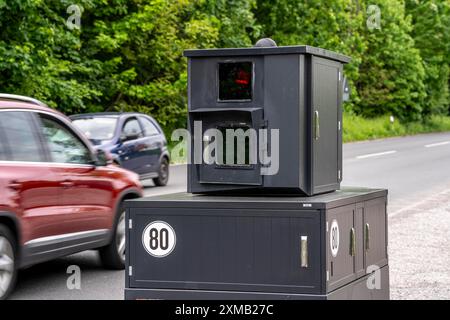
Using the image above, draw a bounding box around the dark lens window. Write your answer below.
[218,62,252,101]
[218,126,251,166]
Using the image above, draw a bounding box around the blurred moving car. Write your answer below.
[0,94,143,299]
[70,112,170,186]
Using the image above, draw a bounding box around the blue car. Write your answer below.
[70,112,170,186]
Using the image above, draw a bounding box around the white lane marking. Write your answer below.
[424,141,450,148]
[356,150,397,159]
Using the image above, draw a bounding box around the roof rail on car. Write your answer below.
[0,93,47,107]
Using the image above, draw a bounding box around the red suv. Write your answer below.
[0,94,143,299]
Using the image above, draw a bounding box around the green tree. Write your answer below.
[74,0,223,134]
[405,0,450,116]
[254,0,366,111]
[355,0,426,121]
[197,0,260,48]
[0,0,100,112]
[0,0,259,134]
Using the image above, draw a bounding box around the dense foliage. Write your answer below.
[0,0,449,131]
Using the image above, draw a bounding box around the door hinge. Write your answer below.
[128,266,133,276]
[338,71,342,81]
[129,219,133,229]
[326,270,330,282]
[326,221,329,232]
[338,170,341,180]
[338,121,341,131]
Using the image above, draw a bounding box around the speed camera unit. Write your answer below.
[124,42,390,301]
[184,45,350,195]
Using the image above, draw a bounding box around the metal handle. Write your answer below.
[365,223,370,251]
[314,110,320,140]
[300,236,308,268]
[350,227,356,257]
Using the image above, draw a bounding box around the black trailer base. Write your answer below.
[125,265,389,300]
[125,187,389,300]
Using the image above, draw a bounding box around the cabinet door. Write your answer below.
[326,204,356,291]
[312,57,342,193]
[129,208,322,294]
[364,198,388,268]
[195,109,263,186]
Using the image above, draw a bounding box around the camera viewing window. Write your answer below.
[218,62,253,101]
[217,126,252,167]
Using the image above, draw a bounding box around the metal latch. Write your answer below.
[365,223,370,251]
[300,236,308,268]
[350,227,356,257]
[314,110,320,140]
[129,219,133,229]
[128,266,133,276]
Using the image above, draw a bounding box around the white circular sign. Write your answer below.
[330,219,340,257]
[142,221,176,258]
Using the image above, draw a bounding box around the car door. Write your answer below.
[37,113,113,236]
[116,116,148,175]
[0,110,60,245]
[138,116,163,174]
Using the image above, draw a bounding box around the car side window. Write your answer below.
[122,118,143,139]
[139,117,160,136]
[39,115,92,164]
[0,126,8,160]
[0,140,5,160]
[0,111,45,162]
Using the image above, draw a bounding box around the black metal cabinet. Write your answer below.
[125,187,389,300]
[184,46,350,195]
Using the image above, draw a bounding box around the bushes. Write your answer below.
[405,0,450,117]
[0,0,449,131]
[355,0,426,121]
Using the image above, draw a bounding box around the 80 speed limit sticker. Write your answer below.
[330,219,340,257]
[142,221,176,257]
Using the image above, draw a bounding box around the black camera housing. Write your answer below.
[184,45,350,195]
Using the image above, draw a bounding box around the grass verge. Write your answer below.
[343,114,450,142]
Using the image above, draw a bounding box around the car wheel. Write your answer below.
[99,204,126,270]
[0,224,17,300]
[152,157,169,186]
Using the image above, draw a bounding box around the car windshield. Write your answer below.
[72,117,118,141]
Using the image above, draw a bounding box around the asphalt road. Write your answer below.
[10,131,450,300]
